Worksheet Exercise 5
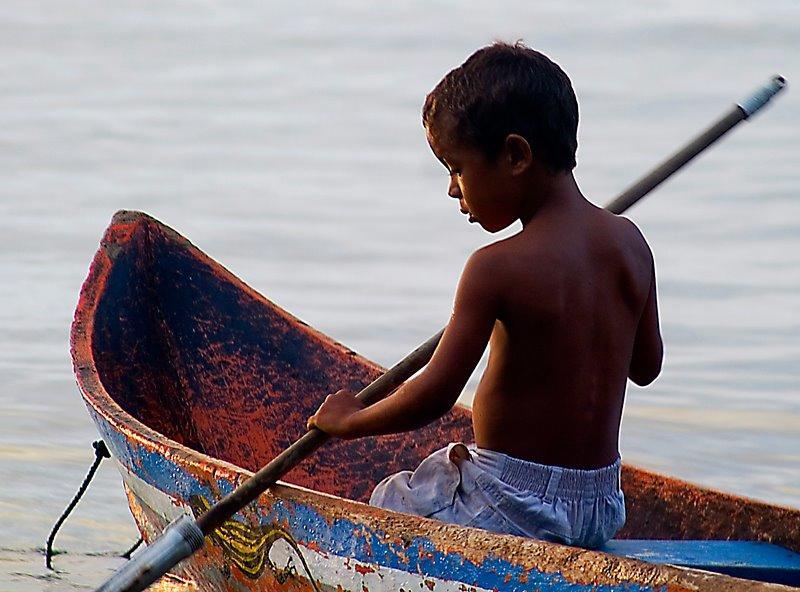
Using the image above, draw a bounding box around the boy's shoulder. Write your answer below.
[613,214,655,268]
[578,209,655,267]
[462,234,524,282]
[466,211,653,282]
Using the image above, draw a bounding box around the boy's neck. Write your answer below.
[519,171,586,228]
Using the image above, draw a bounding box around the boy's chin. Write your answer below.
[479,219,514,233]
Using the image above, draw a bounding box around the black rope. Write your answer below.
[45,439,110,569]
[120,536,144,559]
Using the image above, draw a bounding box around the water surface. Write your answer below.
[1,2,798,589]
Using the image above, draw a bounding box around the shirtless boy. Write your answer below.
[308,42,663,548]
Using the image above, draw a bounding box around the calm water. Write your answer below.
[1,1,798,589]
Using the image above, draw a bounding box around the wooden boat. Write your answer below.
[72,211,800,591]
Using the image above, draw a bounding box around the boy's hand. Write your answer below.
[307,390,365,438]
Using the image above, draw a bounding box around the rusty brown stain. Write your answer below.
[73,211,800,592]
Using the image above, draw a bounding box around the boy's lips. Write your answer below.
[459,206,477,223]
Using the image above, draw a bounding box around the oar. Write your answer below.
[95,74,786,592]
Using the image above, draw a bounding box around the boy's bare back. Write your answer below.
[471,201,660,469]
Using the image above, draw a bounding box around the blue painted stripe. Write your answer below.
[605,540,800,587]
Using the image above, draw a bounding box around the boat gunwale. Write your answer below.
[69,210,798,592]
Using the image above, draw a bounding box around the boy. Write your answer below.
[308,42,663,548]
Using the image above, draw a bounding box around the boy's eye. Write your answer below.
[449,169,462,177]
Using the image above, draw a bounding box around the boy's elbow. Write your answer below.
[629,344,663,387]
[413,370,462,421]
[428,383,462,418]
[411,393,457,428]
[629,366,660,387]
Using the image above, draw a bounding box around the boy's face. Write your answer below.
[426,115,522,233]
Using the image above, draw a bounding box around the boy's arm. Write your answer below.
[629,260,663,386]
[308,248,499,438]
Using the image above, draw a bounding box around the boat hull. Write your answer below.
[91,404,775,592]
[72,211,800,591]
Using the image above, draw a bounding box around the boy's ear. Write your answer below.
[503,134,533,175]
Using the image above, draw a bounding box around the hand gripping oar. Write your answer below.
[95,74,786,592]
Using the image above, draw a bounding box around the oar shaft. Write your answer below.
[606,75,786,214]
[605,108,742,215]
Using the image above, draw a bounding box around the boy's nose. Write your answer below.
[448,177,461,198]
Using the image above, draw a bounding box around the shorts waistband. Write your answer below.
[473,448,622,500]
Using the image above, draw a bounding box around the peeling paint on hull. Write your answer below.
[71,211,800,591]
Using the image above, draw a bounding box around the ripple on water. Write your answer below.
[0,548,197,592]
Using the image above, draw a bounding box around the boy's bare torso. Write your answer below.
[472,200,654,469]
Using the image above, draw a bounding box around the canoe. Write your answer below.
[72,210,800,591]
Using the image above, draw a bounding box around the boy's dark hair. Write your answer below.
[423,41,578,173]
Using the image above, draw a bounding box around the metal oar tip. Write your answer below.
[739,74,788,118]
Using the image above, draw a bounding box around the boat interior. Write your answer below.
[90,214,475,504]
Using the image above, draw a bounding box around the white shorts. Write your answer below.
[370,443,625,549]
